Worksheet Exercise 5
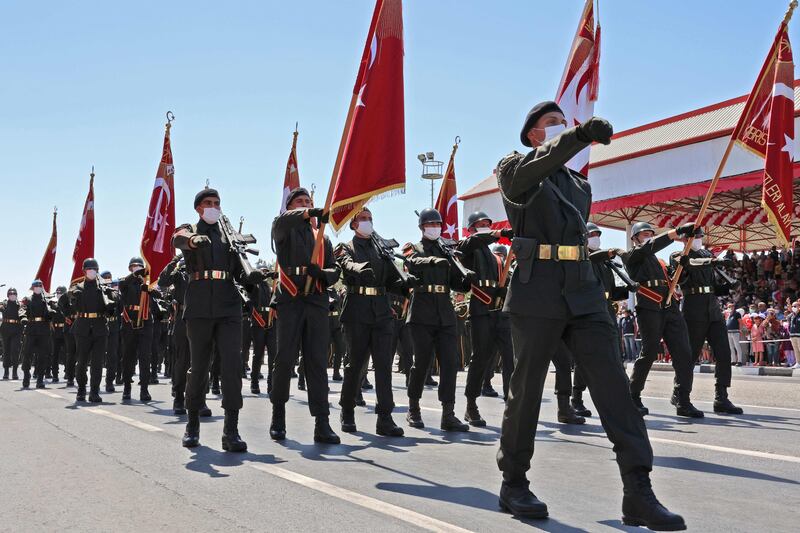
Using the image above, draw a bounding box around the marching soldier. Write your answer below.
[245,268,279,395]
[64,259,117,402]
[57,287,78,387]
[389,292,413,379]
[673,228,743,414]
[100,272,121,393]
[489,244,514,400]
[495,101,684,530]
[328,287,346,382]
[1,288,24,380]
[50,286,68,383]
[119,257,155,402]
[457,211,513,426]
[403,208,476,432]
[173,187,265,451]
[623,221,703,418]
[269,187,341,444]
[22,280,51,389]
[335,207,407,436]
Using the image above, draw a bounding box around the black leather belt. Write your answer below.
[642,280,667,288]
[107,317,117,323]
[31,317,46,322]
[474,280,497,288]
[258,307,271,312]
[126,305,140,311]
[416,285,449,294]
[284,266,307,275]
[329,311,340,317]
[191,270,230,281]
[347,286,386,296]
[3,319,19,324]
[685,286,713,295]
[52,322,65,327]
[77,312,101,319]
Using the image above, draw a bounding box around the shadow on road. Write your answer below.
[185,446,284,478]
[653,456,799,485]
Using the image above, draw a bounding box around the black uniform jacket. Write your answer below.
[65,279,116,337]
[0,300,26,334]
[335,236,404,325]
[457,232,501,318]
[677,248,724,323]
[23,294,51,335]
[270,210,339,309]
[497,127,605,319]
[403,238,470,327]
[622,233,675,311]
[172,219,251,319]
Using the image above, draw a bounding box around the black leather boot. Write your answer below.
[332,369,343,381]
[441,402,469,432]
[631,392,649,415]
[266,373,273,395]
[12,367,19,380]
[361,378,373,390]
[140,385,152,402]
[557,394,585,424]
[76,386,86,402]
[675,390,703,418]
[621,468,686,531]
[88,389,102,403]
[2,369,7,380]
[481,384,499,397]
[51,373,59,384]
[211,376,220,395]
[669,386,679,407]
[269,403,286,440]
[36,376,46,389]
[314,415,341,444]
[406,397,424,428]
[173,393,186,415]
[182,410,200,448]
[221,409,247,452]
[499,478,548,518]
[713,385,743,414]
[22,370,31,389]
[105,381,115,393]
[376,414,404,436]
[340,409,357,433]
[570,393,592,417]
[355,392,366,406]
[464,397,486,427]
[250,380,261,394]
[199,403,212,417]
[122,382,131,400]
[297,375,306,391]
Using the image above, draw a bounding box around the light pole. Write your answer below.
[418,152,443,208]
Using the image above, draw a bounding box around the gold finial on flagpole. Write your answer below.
[205,178,211,189]
[785,0,797,23]
[166,110,175,131]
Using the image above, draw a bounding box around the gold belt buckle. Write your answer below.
[538,245,552,261]
[364,287,378,296]
[435,285,446,294]
[558,246,578,261]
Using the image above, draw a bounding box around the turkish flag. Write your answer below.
[435,149,459,240]
[70,172,95,285]
[328,0,405,230]
[555,0,600,176]
[35,210,57,292]
[140,122,176,284]
[280,131,301,214]
[762,28,794,245]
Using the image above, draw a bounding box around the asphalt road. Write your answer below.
[0,367,797,532]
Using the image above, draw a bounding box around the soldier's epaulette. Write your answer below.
[497,151,524,179]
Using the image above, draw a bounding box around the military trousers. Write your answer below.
[407,323,459,404]
[1,330,22,369]
[171,318,190,398]
[629,306,694,396]
[466,312,509,399]
[64,332,77,381]
[685,317,732,389]
[185,316,243,411]
[497,311,653,482]
[122,326,152,386]
[250,323,276,383]
[329,324,347,372]
[75,335,108,392]
[22,333,50,374]
[105,329,119,387]
[340,319,395,415]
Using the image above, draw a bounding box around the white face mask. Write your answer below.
[537,123,566,144]
[85,270,98,281]
[356,220,373,237]
[587,236,601,251]
[8,295,17,302]
[423,227,441,240]
[691,238,703,251]
[474,227,492,234]
[33,287,43,295]
[201,207,221,224]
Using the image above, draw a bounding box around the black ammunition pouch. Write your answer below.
[510,237,538,284]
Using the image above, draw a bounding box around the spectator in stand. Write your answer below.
[763,253,774,280]
[789,300,800,368]
[751,314,765,366]
[619,309,638,362]
[725,303,744,367]
[739,309,752,365]
[762,310,781,366]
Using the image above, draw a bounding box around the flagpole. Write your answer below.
[666,0,797,305]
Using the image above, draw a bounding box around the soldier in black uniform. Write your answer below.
[119,257,155,402]
[100,272,121,393]
[623,221,703,418]
[173,188,264,451]
[1,288,24,380]
[674,228,743,415]
[22,280,51,389]
[49,286,68,383]
[57,287,78,386]
[245,268,278,394]
[64,258,117,402]
[487,244,515,400]
[403,208,475,432]
[269,187,340,444]
[335,207,407,436]
[495,101,684,530]
[328,288,346,382]
[457,211,513,426]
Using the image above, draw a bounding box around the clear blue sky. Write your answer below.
[0,0,797,292]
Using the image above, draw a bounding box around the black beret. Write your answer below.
[194,188,220,208]
[520,101,564,147]
[285,187,311,209]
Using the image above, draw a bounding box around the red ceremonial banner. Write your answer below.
[140,120,176,285]
[762,28,795,244]
[435,145,459,240]
[328,0,405,230]
[280,130,301,214]
[70,171,95,285]
[34,209,57,292]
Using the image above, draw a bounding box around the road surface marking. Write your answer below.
[249,463,474,533]
[363,398,441,413]
[35,390,64,399]
[648,437,800,464]
[641,396,800,413]
[84,408,163,432]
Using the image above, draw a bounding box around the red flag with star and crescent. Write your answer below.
[555,0,600,176]
[434,149,459,240]
[731,22,795,244]
[70,172,95,285]
[140,122,176,285]
[328,0,405,231]
[280,131,301,214]
[34,209,57,292]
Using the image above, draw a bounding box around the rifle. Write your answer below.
[219,214,260,279]
[605,259,639,292]
[434,237,471,280]
[371,232,409,283]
